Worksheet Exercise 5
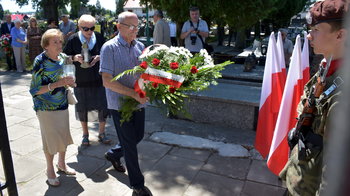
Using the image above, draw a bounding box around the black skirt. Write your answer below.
[74,86,109,122]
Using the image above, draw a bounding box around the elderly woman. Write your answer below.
[27,17,43,63]
[29,29,76,187]
[63,14,110,146]
[10,19,27,72]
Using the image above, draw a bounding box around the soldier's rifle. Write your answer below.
[288,55,332,160]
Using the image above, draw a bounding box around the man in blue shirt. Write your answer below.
[59,14,76,42]
[100,12,152,196]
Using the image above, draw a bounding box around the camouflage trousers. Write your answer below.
[280,145,323,196]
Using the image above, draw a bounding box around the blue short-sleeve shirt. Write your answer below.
[29,52,68,111]
[99,34,145,110]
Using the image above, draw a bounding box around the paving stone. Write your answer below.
[19,117,40,129]
[184,171,244,196]
[144,155,204,196]
[3,107,35,119]
[241,181,286,196]
[247,160,284,187]
[66,167,131,196]
[0,153,19,181]
[6,123,38,141]
[138,140,172,171]
[9,134,42,156]
[169,147,212,162]
[249,149,265,160]
[18,173,70,196]
[84,144,112,157]
[138,140,172,161]
[2,155,45,183]
[202,154,251,180]
[3,115,27,127]
[64,154,107,182]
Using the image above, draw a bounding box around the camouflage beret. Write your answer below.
[306,0,349,26]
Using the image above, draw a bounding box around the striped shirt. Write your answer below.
[99,34,145,110]
[29,52,68,111]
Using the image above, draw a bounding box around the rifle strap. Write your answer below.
[318,76,344,103]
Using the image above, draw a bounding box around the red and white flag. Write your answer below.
[267,35,305,175]
[301,31,310,85]
[276,31,287,83]
[255,32,286,158]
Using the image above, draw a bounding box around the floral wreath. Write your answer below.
[113,44,232,123]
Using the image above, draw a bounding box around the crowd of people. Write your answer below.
[2,0,350,195]
[0,8,212,195]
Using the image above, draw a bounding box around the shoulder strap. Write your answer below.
[189,20,205,46]
[189,20,199,29]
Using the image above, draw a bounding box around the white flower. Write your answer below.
[139,44,169,59]
[199,49,214,66]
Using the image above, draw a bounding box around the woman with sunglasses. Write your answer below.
[63,14,111,146]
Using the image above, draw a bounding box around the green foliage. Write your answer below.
[113,66,144,81]
[141,0,307,32]
[116,0,126,15]
[266,0,307,28]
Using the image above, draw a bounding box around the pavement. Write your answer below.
[0,64,286,196]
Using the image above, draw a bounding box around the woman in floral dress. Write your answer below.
[27,17,43,63]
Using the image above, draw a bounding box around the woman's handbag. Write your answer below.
[67,87,78,105]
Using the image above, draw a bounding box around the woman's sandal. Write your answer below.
[56,164,76,175]
[46,172,60,187]
[82,134,89,146]
[46,178,60,187]
[98,132,111,144]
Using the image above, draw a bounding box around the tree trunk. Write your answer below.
[235,30,247,49]
[217,25,224,46]
[254,22,260,39]
[41,0,59,24]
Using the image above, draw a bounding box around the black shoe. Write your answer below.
[132,186,153,196]
[104,151,126,172]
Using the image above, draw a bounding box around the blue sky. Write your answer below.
[0,0,116,13]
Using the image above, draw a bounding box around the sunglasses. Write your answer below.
[81,26,95,32]
[120,23,140,30]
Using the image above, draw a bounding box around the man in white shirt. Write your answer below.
[180,7,209,53]
[169,21,177,46]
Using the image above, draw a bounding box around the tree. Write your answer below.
[265,0,307,29]
[15,0,68,22]
[116,0,126,15]
[140,0,279,48]
[14,0,88,22]
[0,4,4,20]
[96,0,102,11]
[142,0,307,48]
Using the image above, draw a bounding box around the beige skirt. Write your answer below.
[37,109,73,155]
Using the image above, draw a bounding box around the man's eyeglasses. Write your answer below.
[81,26,95,32]
[120,23,139,30]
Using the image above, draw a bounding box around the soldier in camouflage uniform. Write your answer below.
[279,0,349,195]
